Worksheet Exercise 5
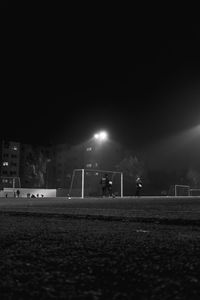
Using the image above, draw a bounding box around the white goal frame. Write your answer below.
[174,184,190,196]
[69,169,123,198]
[0,176,21,197]
[0,176,21,188]
[189,189,200,196]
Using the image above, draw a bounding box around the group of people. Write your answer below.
[6,191,45,198]
[100,174,143,197]
[27,193,44,198]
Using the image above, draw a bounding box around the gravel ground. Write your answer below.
[0,211,200,299]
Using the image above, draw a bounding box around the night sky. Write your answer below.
[2,19,200,171]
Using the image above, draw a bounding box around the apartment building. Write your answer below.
[0,140,20,188]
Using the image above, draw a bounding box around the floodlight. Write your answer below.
[99,131,108,140]
[94,131,108,141]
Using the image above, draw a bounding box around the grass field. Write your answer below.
[1,196,200,223]
[0,196,200,299]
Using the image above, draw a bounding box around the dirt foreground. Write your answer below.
[0,211,200,299]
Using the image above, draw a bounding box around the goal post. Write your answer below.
[189,189,200,196]
[69,169,123,198]
[0,177,21,197]
[174,184,190,196]
[0,177,21,188]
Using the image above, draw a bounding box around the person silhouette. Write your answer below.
[135,177,143,196]
[100,173,110,197]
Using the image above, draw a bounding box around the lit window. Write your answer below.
[3,162,8,166]
[13,146,18,151]
[86,147,92,151]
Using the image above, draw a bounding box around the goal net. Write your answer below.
[69,169,123,198]
[0,177,21,189]
[189,189,200,196]
[174,185,190,196]
[0,177,21,197]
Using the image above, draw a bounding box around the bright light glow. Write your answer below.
[94,131,108,141]
[99,131,107,140]
[94,133,99,139]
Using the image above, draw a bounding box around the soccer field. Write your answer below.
[0,196,200,223]
[0,204,200,299]
[1,196,200,299]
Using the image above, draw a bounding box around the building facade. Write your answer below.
[0,140,85,190]
[0,139,125,190]
[83,139,124,171]
[0,141,20,188]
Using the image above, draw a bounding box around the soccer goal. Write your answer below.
[69,169,123,198]
[189,189,200,196]
[0,177,21,189]
[0,177,21,197]
[174,184,190,196]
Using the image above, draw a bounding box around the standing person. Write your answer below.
[135,176,143,196]
[100,173,109,197]
[108,179,113,197]
[16,189,20,198]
